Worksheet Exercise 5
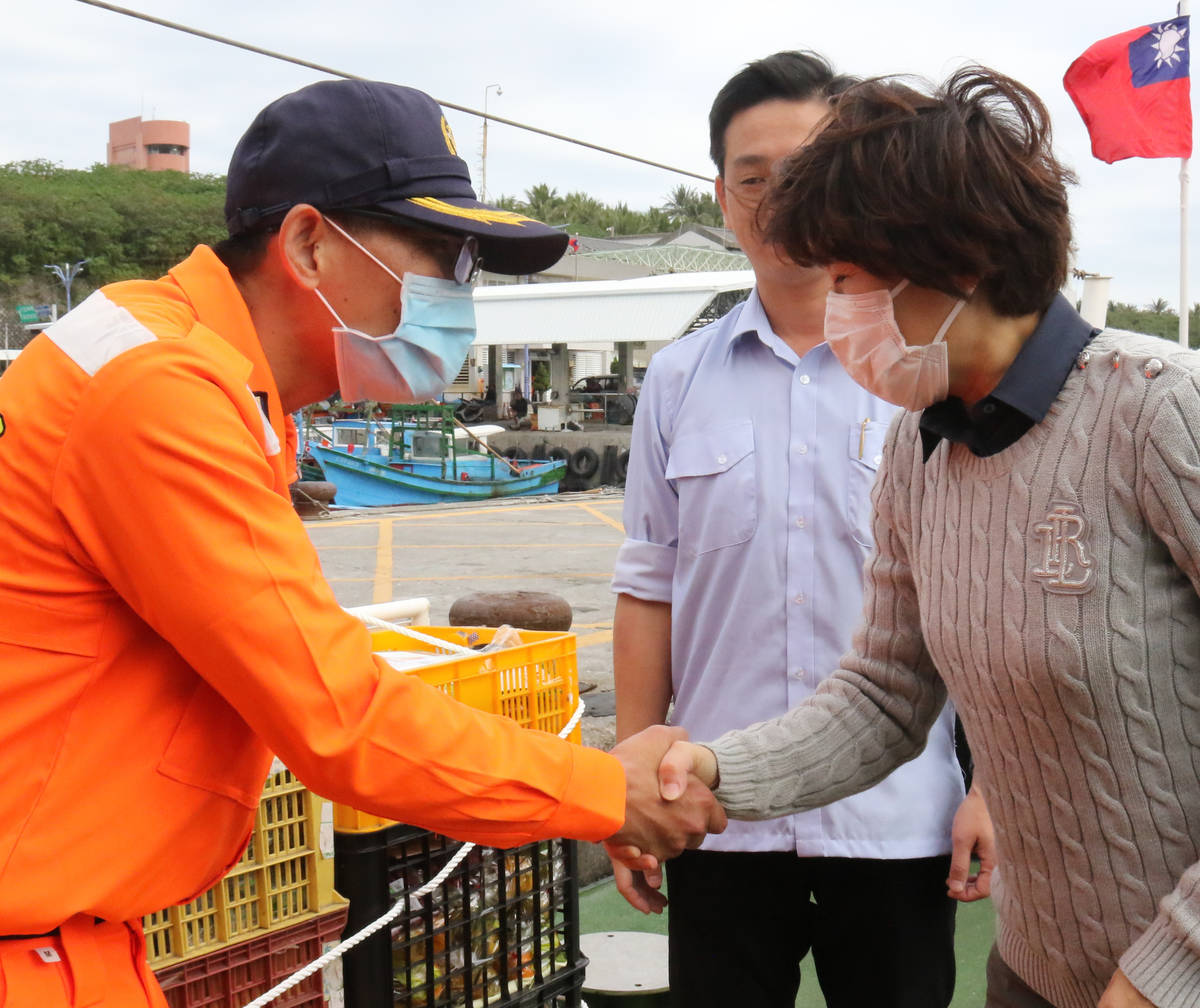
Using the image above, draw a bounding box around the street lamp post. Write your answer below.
[44,259,88,313]
[481,83,502,202]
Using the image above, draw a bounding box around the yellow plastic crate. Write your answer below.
[335,625,582,834]
[143,767,340,968]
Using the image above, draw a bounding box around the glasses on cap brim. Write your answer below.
[455,236,482,285]
[340,208,482,285]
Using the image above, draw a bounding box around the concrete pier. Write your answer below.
[303,489,628,883]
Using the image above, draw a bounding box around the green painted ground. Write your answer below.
[579,877,994,1007]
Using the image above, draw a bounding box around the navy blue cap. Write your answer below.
[224,79,568,275]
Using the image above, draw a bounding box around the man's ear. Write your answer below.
[714,176,729,226]
[276,204,328,291]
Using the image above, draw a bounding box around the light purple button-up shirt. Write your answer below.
[612,291,963,856]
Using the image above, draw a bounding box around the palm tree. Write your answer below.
[661,184,723,229]
[1150,297,1170,313]
[522,183,564,224]
[661,184,703,227]
[562,191,605,232]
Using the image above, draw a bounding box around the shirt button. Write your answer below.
[792,668,806,680]
[794,593,806,605]
[874,454,883,466]
[795,516,806,529]
[797,443,809,455]
[716,453,727,464]
[799,374,811,385]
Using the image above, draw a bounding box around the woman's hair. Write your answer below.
[763,66,1077,317]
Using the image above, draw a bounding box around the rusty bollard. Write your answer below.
[448,590,573,631]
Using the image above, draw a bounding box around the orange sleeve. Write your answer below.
[52,336,624,847]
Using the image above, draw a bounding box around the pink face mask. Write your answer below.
[824,279,967,411]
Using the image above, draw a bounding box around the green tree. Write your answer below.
[1104,299,1200,346]
[1,165,736,329]
[660,184,722,228]
[0,161,224,304]
[499,184,683,238]
[521,184,565,226]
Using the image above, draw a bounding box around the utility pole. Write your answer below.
[481,84,502,202]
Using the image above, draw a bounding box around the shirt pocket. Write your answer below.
[666,419,758,555]
[156,678,271,809]
[845,420,888,548]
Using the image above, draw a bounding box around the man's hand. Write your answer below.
[946,785,995,902]
[608,725,726,864]
[603,855,668,915]
[1098,968,1155,1007]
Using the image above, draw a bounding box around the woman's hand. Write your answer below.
[946,785,995,902]
[657,740,719,797]
[1097,969,1156,1007]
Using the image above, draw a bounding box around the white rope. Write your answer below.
[359,616,478,656]
[240,680,585,1007]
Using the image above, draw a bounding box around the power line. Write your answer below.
[75,0,715,185]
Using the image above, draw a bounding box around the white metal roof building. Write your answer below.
[473,269,754,348]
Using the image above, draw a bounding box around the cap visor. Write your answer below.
[376,195,569,275]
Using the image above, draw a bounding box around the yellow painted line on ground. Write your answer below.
[573,501,626,534]
[574,629,613,649]
[329,571,618,585]
[311,498,597,528]
[372,520,393,602]
[313,520,606,531]
[320,541,619,552]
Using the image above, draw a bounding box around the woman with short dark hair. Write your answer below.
[665,67,1200,1008]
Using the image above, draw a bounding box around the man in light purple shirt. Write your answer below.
[610,51,991,1008]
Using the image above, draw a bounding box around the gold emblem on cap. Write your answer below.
[440,116,457,155]
[408,196,534,227]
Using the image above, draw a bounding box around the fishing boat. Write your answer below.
[303,404,565,507]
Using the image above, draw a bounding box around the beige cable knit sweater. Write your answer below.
[710,328,1200,1008]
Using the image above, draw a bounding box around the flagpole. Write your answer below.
[1182,0,1191,346]
[1183,157,1191,346]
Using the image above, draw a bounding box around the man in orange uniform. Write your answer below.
[0,80,723,1006]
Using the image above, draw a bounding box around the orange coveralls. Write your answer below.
[0,247,624,1006]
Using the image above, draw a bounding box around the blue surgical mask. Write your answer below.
[316,217,477,403]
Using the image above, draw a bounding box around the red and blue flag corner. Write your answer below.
[1064,16,1192,164]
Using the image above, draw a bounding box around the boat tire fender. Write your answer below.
[615,449,630,483]
[457,402,484,423]
[546,446,570,464]
[568,447,600,478]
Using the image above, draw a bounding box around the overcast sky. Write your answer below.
[3,0,1194,309]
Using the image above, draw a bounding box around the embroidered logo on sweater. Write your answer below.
[1032,501,1095,594]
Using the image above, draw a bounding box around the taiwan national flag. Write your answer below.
[1064,16,1192,163]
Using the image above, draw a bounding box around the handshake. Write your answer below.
[602,725,724,915]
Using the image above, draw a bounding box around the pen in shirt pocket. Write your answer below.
[859,418,871,459]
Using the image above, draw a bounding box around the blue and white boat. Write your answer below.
[303,405,565,508]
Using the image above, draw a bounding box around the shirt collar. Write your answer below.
[919,293,1097,460]
[166,245,282,413]
[726,287,828,366]
[725,288,771,346]
[165,245,295,475]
